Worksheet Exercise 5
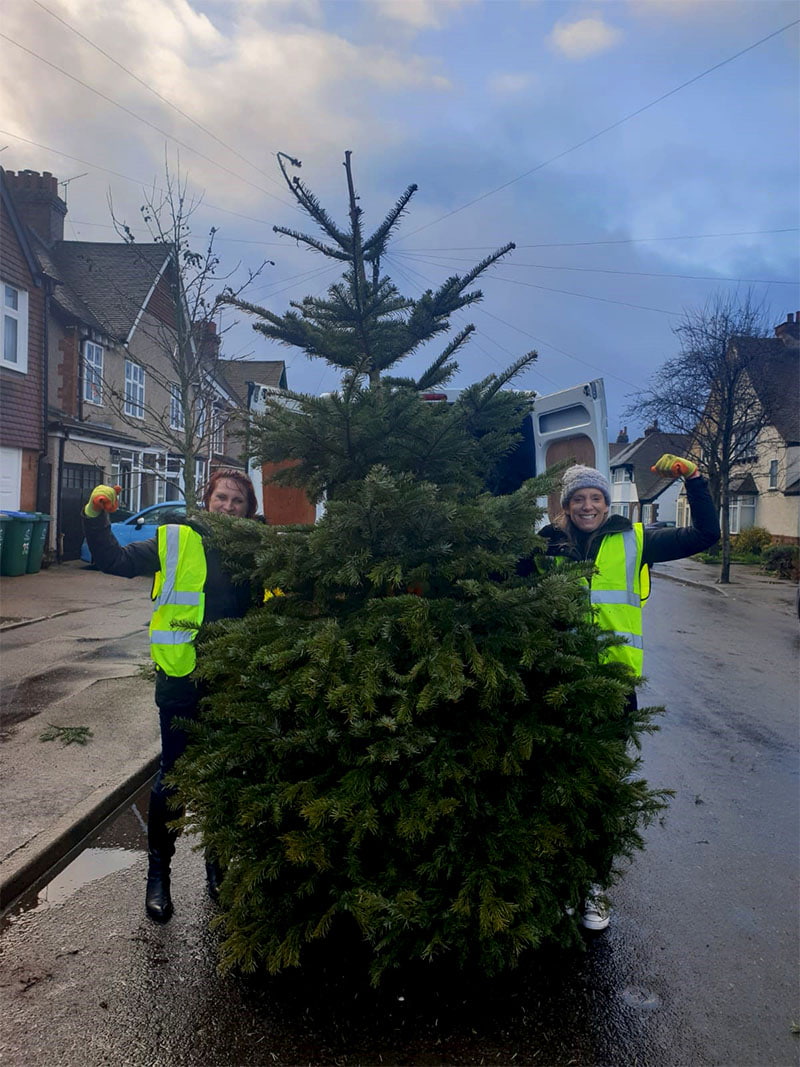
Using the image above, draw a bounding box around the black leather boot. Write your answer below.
[205,853,225,903]
[145,792,177,923]
[145,854,173,922]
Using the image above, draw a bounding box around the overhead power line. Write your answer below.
[481,274,679,316]
[0,129,290,232]
[393,251,797,286]
[29,0,287,193]
[0,31,297,209]
[393,18,800,242]
[398,229,800,252]
[384,252,639,389]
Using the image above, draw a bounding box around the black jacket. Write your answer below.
[518,474,720,575]
[83,512,253,623]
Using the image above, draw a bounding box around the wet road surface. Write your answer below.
[1,575,798,1066]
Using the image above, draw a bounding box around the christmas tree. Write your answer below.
[173,153,666,984]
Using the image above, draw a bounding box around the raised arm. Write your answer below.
[643,455,720,566]
[82,484,160,578]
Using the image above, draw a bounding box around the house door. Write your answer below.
[61,462,102,560]
[0,446,22,511]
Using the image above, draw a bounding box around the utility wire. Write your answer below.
[393,19,800,242]
[0,130,290,232]
[481,273,678,316]
[29,0,287,192]
[0,31,297,208]
[385,252,540,382]
[385,253,608,389]
[399,229,800,252]
[478,307,640,390]
[393,250,797,286]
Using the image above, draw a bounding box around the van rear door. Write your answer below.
[528,379,608,520]
[423,379,608,520]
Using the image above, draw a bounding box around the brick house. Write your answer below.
[217,358,319,524]
[2,168,239,559]
[217,356,287,464]
[609,423,691,525]
[0,169,52,513]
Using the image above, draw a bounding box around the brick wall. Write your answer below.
[55,325,80,417]
[0,198,45,453]
[146,268,177,329]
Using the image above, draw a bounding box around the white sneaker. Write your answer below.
[580,885,610,931]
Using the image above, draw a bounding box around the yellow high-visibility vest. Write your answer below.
[149,524,207,677]
[588,524,649,676]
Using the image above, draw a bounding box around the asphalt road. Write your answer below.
[1,574,798,1067]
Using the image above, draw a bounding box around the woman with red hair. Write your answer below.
[82,470,260,923]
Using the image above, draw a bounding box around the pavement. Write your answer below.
[0,560,159,913]
[0,554,796,916]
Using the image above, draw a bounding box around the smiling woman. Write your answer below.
[519,454,720,930]
[80,471,261,925]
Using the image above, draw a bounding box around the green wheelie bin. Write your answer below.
[0,513,11,573]
[0,511,36,576]
[26,512,52,573]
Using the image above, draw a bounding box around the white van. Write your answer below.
[248,379,609,524]
[419,379,609,522]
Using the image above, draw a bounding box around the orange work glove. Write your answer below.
[84,484,122,518]
[651,454,698,479]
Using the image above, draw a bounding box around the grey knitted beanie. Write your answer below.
[560,464,611,508]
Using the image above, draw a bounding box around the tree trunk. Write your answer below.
[718,479,731,584]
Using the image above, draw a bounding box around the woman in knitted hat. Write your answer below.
[519,454,719,931]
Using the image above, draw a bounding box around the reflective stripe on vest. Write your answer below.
[149,524,207,677]
[589,524,647,676]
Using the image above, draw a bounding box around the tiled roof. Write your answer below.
[728,472,758,494]
[46,241,171,343]
[611,430,691,501]
[218,359,287,406]
[733,336,800,444]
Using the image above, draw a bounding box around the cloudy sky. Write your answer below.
[2,0,798,436]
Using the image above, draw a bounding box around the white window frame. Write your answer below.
[165,455,183,500]
[729,494,756,534]
[612,467,633,483]
[211,405,224,456]
[170,382,185,431]
[83,340,104,405]
[733,426,758,463]
[2,282,29,373]
[195,457,207,496]
[124,359,146,418]
[768,459,778,490]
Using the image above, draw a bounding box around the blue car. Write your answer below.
[80,501,187,563]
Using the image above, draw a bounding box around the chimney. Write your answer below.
[194,318,221,359]
[774,311,800,349]
[616,426,629,444]
[644,419,660,436]
[4,169,67,245]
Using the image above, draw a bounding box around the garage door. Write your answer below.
[0,446,22,511]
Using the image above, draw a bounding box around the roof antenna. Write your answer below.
[59,172,88,206]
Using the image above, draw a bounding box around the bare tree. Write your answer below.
[626,291,772,583]
[98,162,269,507]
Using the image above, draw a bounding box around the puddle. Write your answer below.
[33,847,140,907]
[1,782,151,932]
